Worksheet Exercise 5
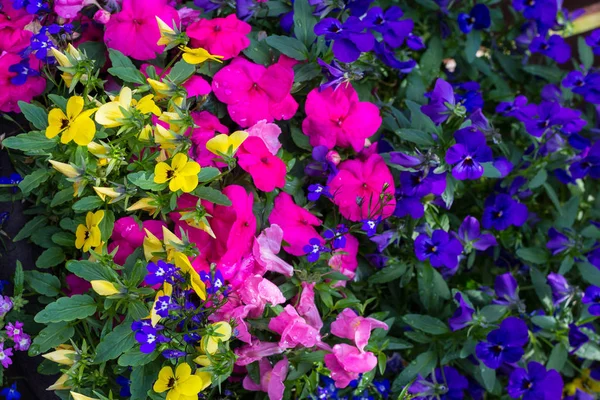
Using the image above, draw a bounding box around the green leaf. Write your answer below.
[392,351,437,390]
[418,264,450,312]
[78,41,107,68]
[109,49,136,69]
[99,210,115,243]
[94,323,136,363]
[516,247,548,264]
[19,169,50,195]
[531,315,557,330]
[48,94,68,110]
[395,128,435,146]
[368,263,407,284]
[14,261,24,296]
[130,363,160,400]
[577,261,600,286]
[2,132,56,152]
[36,247,65,269]
[107,67,146,84]
[528,169,547,189]
[294,62,321,83]
[547,343,567,372]
[293,0,317,47]
[51,187,74,207]
[403,314,449,335]
[578,36,594,70]
[479,364,496,392]
[72,196,105,212]
[543,182,562,213]
[522,65,563,83]
[18,101,48,130]
[25,271,61,297]
[242,34,272,66]
[127,172,167,191]
[265,35,309,61]
[67,260,115,282]
[481,162,501,178]
[127,300,149,321]
[465,31,482,63]
[34,294,97,323]
[291,126,312,151]
[13,215,47,241]
[479,305,507,323]
[194,186,232,206]
[197,167,220,182]
[419,36,443,85]
[118,349,158,367]
[52,231,76,247]
[166,60,196,84]
[31,226,63,248]
[575,342,600,361]
[406,100,438,135]
[556,196,580,229]
[29,323,75,355]
[530,267,553,310]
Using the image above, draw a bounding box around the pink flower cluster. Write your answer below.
[0,297,30,369]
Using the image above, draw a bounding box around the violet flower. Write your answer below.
[482,194,528,231]
[547,272,575,305]
[421,78,456,125]
[314,17,374,63]
[582,286,600,316]
[546,228,573,255]
[449,293,475,331]
[475,316,529,369]
[529,35,571,64]
[445,128,493,180]
[507,362,563,400]
[458,4,491,34]
[414,229,463,271]
[458,216,497,251]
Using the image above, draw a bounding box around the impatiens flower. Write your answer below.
[91,280,121,296]
[330,308,388,352]
[302,84,382,152]
[482,194,528,231]
[445,128,493,180]
[95,87,161,128]
[329,154,396,222]
[421,78,455,125]
[329,233,359,282]
[252,224,294,277]
[269,192,322,256]
[237,136,287,192]
[0,344,13,368]
[53,0,85,18]
[529,35,571,64]
[508,362,563,400]
[458,216,497,251]
[324,344,377,388]
[268,305,321,349]
[75,210,104,252]
[242,357,289,400]
[582,286,600,316]
[180,46,224,65]
[314,17,374,63]
[212,57,297,127]
[104,0,180,60]
[246,120,283,155]
[475,316,529,369]
[414,230,463,272]
[154,153,201,193]
[408,366,468,399]
[45,96,97,145]
[547,272,575,305]
[187,14,251,60]
[153,363,208,399]
[449,293,475,331]
[458,4,491,34]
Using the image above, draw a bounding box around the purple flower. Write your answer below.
[458,4,491,34]
[493,273,523,309]
[373,379,390,398]
[162,349,187,359]
[0,296,13,317]
[493,157,514,178]
[317,58,363,91]
[582,286,600,316]
[414,230,463,271]
[0,344,13,368]
[131,319,152,332]
[563,71,600,104]
[530,35,571,64]
[458,216,497,251]
[475,316,529,369]
[408,366,468,399]
[146,260,177,286]
[13,333,31,351]
[421,78,456,125]
[547,272,575,305]
[364,6,414,48]
[389,151,425,168]
[154,296,173,318]
[361,217,381,237]
[135,326,169,353]
[8,59,40,85]
[568,323,589,350]
[5,321,24,339]
[407,33,425,50]
[565,390,595,400]
[374,41,417,72]
[193,0,224,11]
[496,95,532,121]
[570,142,600,179]
[507,362,563,400]
[308,184,330,201]
[585,29,600,55]
[454,81,484,114]
[445,128,493,180]
[482,194,528,231]
[370,230,397,252]
[314,17,374,63]
[513,0,557,29]
[400,170,447,198]
[346,0,374,17]
[200,270,224,294]
[546,228,573,255]
[324,224,348,249]
[303,238,329,262]
[449,293,475,331]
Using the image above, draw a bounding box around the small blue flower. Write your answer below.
[308,184,330,202]
[373,379,391,398]
[161,349,187,359]
[200,270,224,294]
[134,326,169,353]
[361,216,381,237]
[303,238,329,262]
[458,4,491,34]
[8,60,39,86]
[323,224,348,249]
[0,383,21,400]
[115,376,131,397]
[146,260,177,286]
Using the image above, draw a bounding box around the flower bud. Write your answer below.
[93,9,111,25]
[326,150,341,166]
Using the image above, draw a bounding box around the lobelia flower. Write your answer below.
[303,238,330,262]
[268,305,321,349]
[547,272,575,305]
[330,308,388,352]
[329,233,360,283]
[458,216,497,251]
[421,78,456,125]
[408,366,468,399]
[104,0,179,60]
[237,136,287,192]
[153,363,209,399]
[563,71,600,104]
[508,362,563,400]
[329,154,396,222]
[482,194,528,231]
[242,357,289,400]
[362,217,382,237]
[529,35,571,64]
[146,260,178,286]
[135,325,169,353]
[0,383,20,400]
[414,230,463,272]
[212,57,298,127]
[475,316,529,369]
[187,14,251,60]
[324,224,348,249]
[252,224,294,277]
[0,54,43,113]
[302,84,382,152]
[445,128,493,180]
[449,292,475,331]
[0,344,13,368]
[582,286,600,316]
[314,17,374,63]
[308,184,331,201]
[458,4,491,34]
[324,344,378,389]
[200,270,225,294]
[585,29,600,55]
[154,153,201,193]
[364,6,415,48]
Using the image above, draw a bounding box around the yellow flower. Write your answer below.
[156,16,177,46]
[155,124,184,151]
[127,197,159,214]
[180,46,224,65]
[91,280,121,296]
[75,210,104,252]
[139,124,153,141]
[153,363,207,399]
[70,392,98,400]
[202,322,232,354]
[51,44,82,86]
[151,282,173,326]
[173,252,207,300]
[93,186,124,203]
[49,160,81,179]
[46,96,97,145]
[42,347,77,365]
[143,228,164,262]
[87,142,109,166]
[95,87,161,128]
[179,212,216,239]
[206,131,248,157]
[154,153,201,193]
[47,374,70,391]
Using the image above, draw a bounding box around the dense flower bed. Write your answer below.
[1,0,600,399]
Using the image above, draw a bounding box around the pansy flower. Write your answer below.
[482,194,528,231]
[445,128,493,180]
[530,35,571,64]
[449,292,475,331]
[414,229,463,272]
[314,17,374,63]
[508,362,563,400]
[582,286,600,316]
[475,316,529,369]
[457,216,497,251]
[458,4,491,34]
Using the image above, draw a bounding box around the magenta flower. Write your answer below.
[330,308,388,352]
[104,0,180,60]
[235,341,285,366]
[0,295,13,317]
[297,282,323,331]
[324,344,378,388]
[6,321,24,339]
[302,84,382,152]
[242,357,289,400]
[239,275,286,318]
[0,3,34,54]
[54,0,86,19]
[268,305,321,349]
[212,57,298,127]
[237,136,287,192]
[187,14,251,60]
[246,120,283,155]
[188,111,229,168]
[252,224,294,277]
[13,333,31,351]
[0,344,13,368]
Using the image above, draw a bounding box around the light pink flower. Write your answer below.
[212,57,298,127]
[302,84,382,152]
[324,344,378,388]
[247,120,282,155]
[210,298,254,344]
[268,193,322,256]
[187,14,251,60]
[0,53,45,113]
[104,0,179,60]
[329,234,359,283]
[297,282,323,330]
[330,308,388,352]
[237,136,287,192]
[239,275,286,318]
[328,153,396,222]
[242,357,289,400]
[188,111,229,167]
[235,341,285,366]
[268,305,321,349]
[54,0,88,19]
[65,274,91,296]
[0,3,33,53]
[252,224,294,277]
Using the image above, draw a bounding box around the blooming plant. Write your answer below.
[1,0,600,399]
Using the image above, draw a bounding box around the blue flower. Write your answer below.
[445,127,493,181]
[154,296,175,318]
[408,366,468,399]
[161,349,187,359]
[308,184,330,202]
[364,6,414,48]
[200,270,224,294]
[458,4,491,34]
[146,260,177,286]
[457,216,497,251]
[8,60,39,86]
[546,272,575,305]
[115,376,131,397]
[493,272,524,310]
[507,362,563,400]
[582,286,600,316]
[314,17,375,63]
[134,326,169,353]
[512,0,557,29]
[449,292,474,331]
[530,35,571,64]
[324,224,348,249]
[414,229,463,272]
[585,29,600,55]
[303,238,329,262]
[361,217,381,237]
[563,71,600,104]
[421,78,456,125]
[482,194,528,231]
[0,383,21,400]
[373,379,390,398]
[475,317,529,369]
[568,323,589,351]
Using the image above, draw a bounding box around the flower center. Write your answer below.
[491,344,503,355]
[167,377,176,388]
[166,170,174,179]
[60,119,69,129]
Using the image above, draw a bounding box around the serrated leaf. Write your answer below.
[18,169,50,195]
[2,132,56,152]
[29,323,75,355]
[18,101,48,130]
[94,323,136,363]
[25,271,60,297]
[34,294,97,323]
[194,186,232,206]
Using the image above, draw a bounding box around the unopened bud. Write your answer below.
[326,150,341,166]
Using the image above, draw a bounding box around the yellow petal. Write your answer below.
[143,228,164,261]
[205,134,230,156]
[42,349,76,365]
[49,160,79,178]
[136,95,161,116]
[213,322,232,341]
[180,175,199,193]
[127,197,157,212]
[179,161,201,177]
[118,86,133,109]
[47,373,70,391]
[71,114,96,146]
[171,153,189,170]
[177,374,204,396]
[47,108,67,139]
[50,47,70,67]
[169,176,184,192]
[196,371,212,391]
[95,102,125,128]
[175,363,193,381]
[70,392,97,400]
[154,162,172,184]
[193,355,211,367]
[229,130,249,153]
[75,225,87,249]
[153,366,175,393]
[66,96,84,120]
[91,280,120,296]
[93,187,120,201]
[91,210,105,226]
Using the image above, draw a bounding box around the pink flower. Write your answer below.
[237,136,287,192]
[247,120,283,155]
[212,57,298,127]
[6,321,24,339]
[297,282,323,330]
[188,111,229,167]
[330,308,388,352]
[0,344,13,368]
[242,357,289,400]
[108,217,166,265]
[104,0,179,60]
[235,341,285,366]
[328,153,396,222]
[268,193,322,256]
[239,275,286,318]
[329,234,359,282]
[141,64,211,98]
[0,3,33,53]
[13,333,31,351]
[187,14,251,60]
[93,9,111,24]
[65,274,91,296]
[268,305,321,349]
[54,0,88,19]
[0,296,12,317]
[0,53,45,113]
[324,344,378,388]
[177,7,201,27]
[302,84,382,152]
[252,224,294,277]
[211,301,254,344]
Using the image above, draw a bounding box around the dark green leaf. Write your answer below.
[18,101,48,130]
[531,315,557,330]
[516,247,548,264]
[368,263,407,284]
[293,0,317,46]
[522,65,562,83]
[481,162,501,178]
[395,128,435,146]
[25,271,60,297]
[528,169,547,189]
[107,67,146,84]
[194,186,232,206]
[294,62,321,83]
[72,196,105,212]
[465,31,482,63]
[530,267,553,310]
[14,261,24,296]
[31,226,63,248]
[197,167,220,182]
[479,364,496,392]
[403,314,449,335]
[130,363,160,400]
[67,260,115,282]
[578,261,600,286]
[52,231,76,247]
[418,264,450,312]
[556,196,580,229]
[36,247,65,269]
[166,60,196,84]
[108,49,137,69]
[392,351,437,390]
[29,323,75,355]
[34,294,97,323]
[479,305,507,323]
[265,35,309,60]
[127,172,167,191]
[51,187,74,207]
[2,132,56,152]
[578,36,594,70]
[19,169,50,195]
[118,349,158,367]
[95,323,136,363]
[547,343,567,372]
[406,100,439,135]
[13,215,47,241]
[420,36,443,85]
[291,126,312,151]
